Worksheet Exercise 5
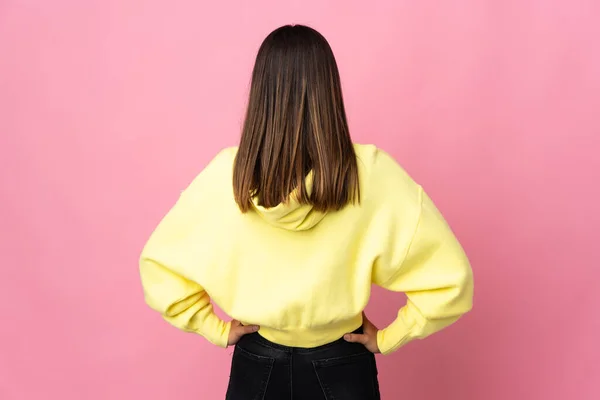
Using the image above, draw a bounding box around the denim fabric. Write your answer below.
[226,328,380,400]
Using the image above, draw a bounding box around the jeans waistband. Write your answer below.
[251,313,364,349]
[244,326,364,354]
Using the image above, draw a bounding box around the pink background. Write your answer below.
[1,1,599,399]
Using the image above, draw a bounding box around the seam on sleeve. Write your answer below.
[380,185,425,287]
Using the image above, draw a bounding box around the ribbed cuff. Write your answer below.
[221,320,232,348]
[200,317,232,349]
[377,312,415,355]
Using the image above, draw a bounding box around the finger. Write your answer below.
[343,333,368,344]
[238,325,260,335]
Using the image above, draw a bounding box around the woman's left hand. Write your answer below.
[227,320,260,346]
[343,313,381,354]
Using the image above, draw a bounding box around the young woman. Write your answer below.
[139,24,473,400]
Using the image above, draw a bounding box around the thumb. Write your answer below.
[344,333,368,344]
[239,324,260,335]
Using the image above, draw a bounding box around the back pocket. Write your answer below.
[226,346,274,400]
[313,352,380,400]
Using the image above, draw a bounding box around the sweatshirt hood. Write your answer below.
[251,172,326,231]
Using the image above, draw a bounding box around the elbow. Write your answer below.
[450,277,474,319]
[450,253,474,315]
[460,259,474,314]
[437,261,474,319]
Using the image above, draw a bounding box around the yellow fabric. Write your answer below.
[139,144,474,354]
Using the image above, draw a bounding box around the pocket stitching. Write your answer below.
[236,344,275,362]
[312,352,379,400]
[312,360,333,399]
[229,346,275,400]
[313,351,372,368]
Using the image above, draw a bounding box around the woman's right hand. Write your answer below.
[343,313,381,354]
[227,320,260,346]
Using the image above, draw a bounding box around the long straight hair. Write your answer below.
[233,25,360,212]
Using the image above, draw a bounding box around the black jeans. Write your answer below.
[226,328,380,400]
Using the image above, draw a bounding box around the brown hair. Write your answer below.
[233,25,360,212]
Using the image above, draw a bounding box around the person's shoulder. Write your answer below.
[353,143,377,165]
[217,146,239,158]
[211,146,238,165]
[354,143,413,180]
[354,143,421,206]
[204,146,239,172]
[184,146,238,195]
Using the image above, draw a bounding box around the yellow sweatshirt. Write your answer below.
[139,144,473,355]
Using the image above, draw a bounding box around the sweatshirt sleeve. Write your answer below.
[372,185,474,355]
[139,182,231,348]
